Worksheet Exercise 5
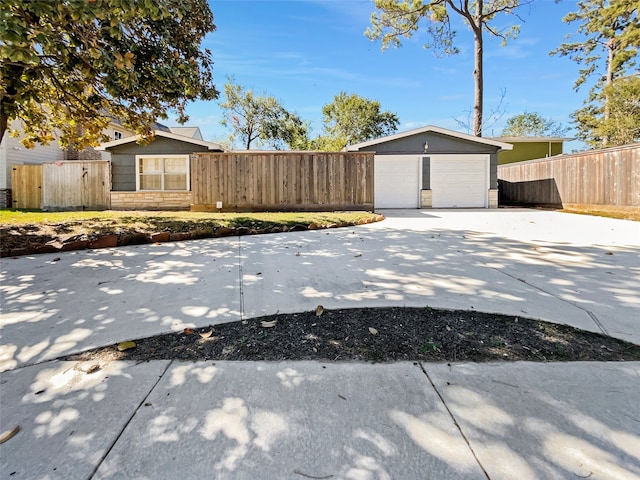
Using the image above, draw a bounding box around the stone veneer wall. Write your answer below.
[420,189,496,208]
[489,189,498,208]
[110,192,192,210]
[0,189,11,208]
[420,190,432,208]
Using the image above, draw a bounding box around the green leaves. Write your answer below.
[1,0,219,149]
[550,0,639,147]
[502,112,569,137]
[219,79,308,150]
[320,92,399,148]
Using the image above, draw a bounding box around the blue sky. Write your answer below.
[168,0,591,151]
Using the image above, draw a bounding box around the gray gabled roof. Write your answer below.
[346,125,513,151]
[96,129,225,151]
[168,126,203,140]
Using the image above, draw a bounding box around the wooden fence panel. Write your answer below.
[191,152,374,211]
[42,161,111,211]
[11,165,42,209]
[498,144,640,207]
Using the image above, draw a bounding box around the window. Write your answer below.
[136,155,189,191]
[114,131,123,140]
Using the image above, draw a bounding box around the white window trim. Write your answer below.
[135,154,190,191]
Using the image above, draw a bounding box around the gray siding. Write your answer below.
[355,132,498,155]
[421,157,430,189]
[489,153,498,188]
[109,137,215,191]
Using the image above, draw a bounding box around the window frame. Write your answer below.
[135,154,190,192]
[114,131,123,140]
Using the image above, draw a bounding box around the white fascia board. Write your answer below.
[347,125,514,151]
[96,130,225,151]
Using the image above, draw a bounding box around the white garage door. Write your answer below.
[431,155,488,208]
[374,155,420,208]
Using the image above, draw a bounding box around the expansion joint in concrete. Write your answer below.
[417,362,491,480]
[489,266,609,336]
[87,360,174,480]
[238,237,245,322]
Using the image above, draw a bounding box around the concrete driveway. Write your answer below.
[1,208,639,371]
[1,208,639,480]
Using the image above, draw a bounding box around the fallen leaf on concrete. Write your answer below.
[369,327,378,335]
[199,330,213,339]
[295,252,301,256]
[261,320,278,328]
[316,305,324,316]
[183,328,195,335]
[354,253,362,258]
[606,252,613,255]
[117,341,136,351]
[0,425,20,444]
[85,364,100,374]
[52,257,61,262]
[293,469,334,479]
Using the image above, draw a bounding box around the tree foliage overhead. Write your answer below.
[1,0,218,149]
[501,112,569,137]
[318,92,399,149]
[572,75,640,148]
[550,0,639,147]
[219,80,307,150]
[550,0,638,91]
[367,0,533,137]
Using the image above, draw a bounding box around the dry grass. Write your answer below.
[559,208,640,222]
[0,209,378,227]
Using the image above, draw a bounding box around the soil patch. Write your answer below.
[62,306,640,364]
[0,213,383,257]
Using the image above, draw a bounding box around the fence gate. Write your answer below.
[11,165,43,209]
[42,161,111,210]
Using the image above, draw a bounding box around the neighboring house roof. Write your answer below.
[96,129,225,151]
[168,127,203,140]
[346,125,514,151]
[490,136,574,143]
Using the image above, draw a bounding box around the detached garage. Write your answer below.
[347,125,513,209]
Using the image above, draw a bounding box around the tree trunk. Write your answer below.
[472,1,484,137]
[0,100,7,144]
[603,40,614,147]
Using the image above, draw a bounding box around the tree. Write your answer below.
[1,0,218,149]
[319,92,399,149]
[219,80,307,150]
[367,0,533,137]
[550,0,639,146]
[572,75,640,148]
[263,112,310,150]
[501,112,569,137]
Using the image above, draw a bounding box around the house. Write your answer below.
[0,119,135,207]
[490,136,573,165]
[346,125,513,209]
[96,129,225,210]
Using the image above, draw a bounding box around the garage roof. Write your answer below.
[346,125,513,151]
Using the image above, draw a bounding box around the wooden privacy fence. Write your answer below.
[190,152,374,211]
[42,161,111,210]
[11,165,42,209]
[498,143,640,208]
